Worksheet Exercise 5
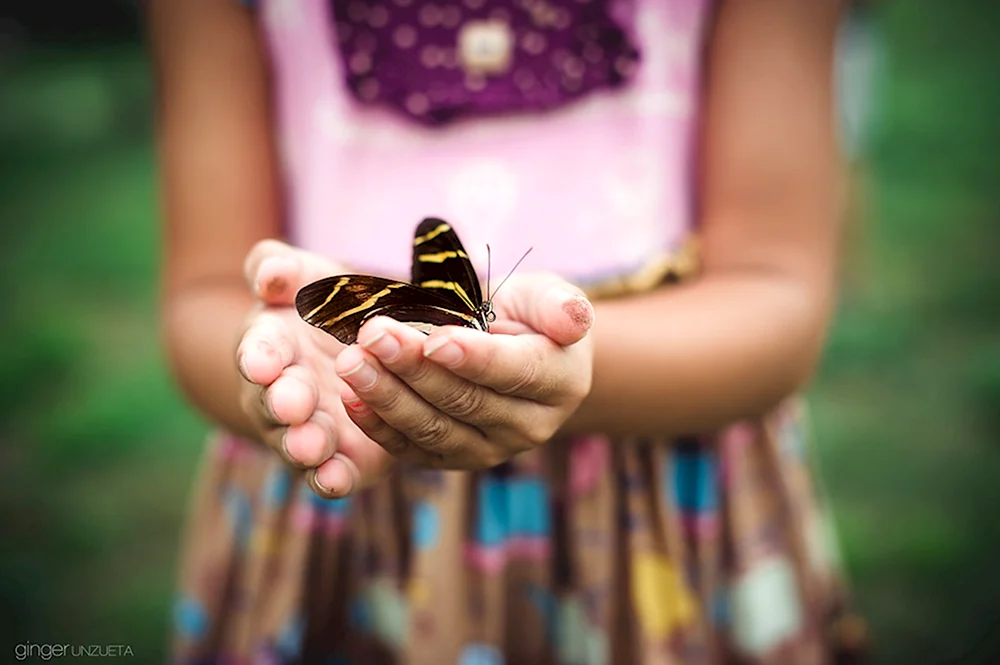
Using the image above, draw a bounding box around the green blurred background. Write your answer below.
[1,1,998,663]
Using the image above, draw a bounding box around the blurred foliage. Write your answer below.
[0,1,998,664]
[809,1,1000,663]
[0,36,207,658]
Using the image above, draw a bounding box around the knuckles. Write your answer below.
[519,418,559,448]
[406,413,454,450]
[392,351,435,382]
[435,381,488,422]
[365,379,406,412]
[497,352,542,396]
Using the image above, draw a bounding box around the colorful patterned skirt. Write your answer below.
[171,399,868,665]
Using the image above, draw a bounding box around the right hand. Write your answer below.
[236,240,395,497]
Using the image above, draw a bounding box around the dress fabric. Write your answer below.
[171,0,868,663]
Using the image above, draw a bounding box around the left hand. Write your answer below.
[334,273,595,469]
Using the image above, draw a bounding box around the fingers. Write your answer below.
[243,239,349,305]
[239,365,322,449]
[335,333,514,468]
[237,313,331,466]
[281,411,362,500]
[239,363,361,497]
[282,409,336,467]
[311,416,395,495]
[494,273,595,346]
[238,241,399,496]
[251,389,393,499]
[267,364,319,426]
[361,316,559,414]
[237,311,298,385]
[341,388,511,470]
[309,453,361,497]
[422,325,588,405]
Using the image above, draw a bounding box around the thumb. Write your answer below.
[244,239,349,306]
[497,273,595,346]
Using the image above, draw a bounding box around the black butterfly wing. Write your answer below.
[365,303,485,335]
[295,274,480,345]
[411,217,483,313]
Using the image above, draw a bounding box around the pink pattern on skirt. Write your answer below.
[464,537,553,574]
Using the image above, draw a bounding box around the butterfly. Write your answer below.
[295,217,531,345]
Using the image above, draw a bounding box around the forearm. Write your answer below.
[564,268,833,437]
[150,0,283,444]
[561,0,846,438]
[162,281,260,440]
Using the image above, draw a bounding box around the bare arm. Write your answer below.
[150,0,282,438]
[566,0,847,436]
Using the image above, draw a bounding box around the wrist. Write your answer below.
[162,281,266,439]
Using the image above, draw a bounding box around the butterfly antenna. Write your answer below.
[486,244,492,300]
[489,247,533,301]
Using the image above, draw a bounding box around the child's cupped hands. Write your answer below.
[237,240,595,498]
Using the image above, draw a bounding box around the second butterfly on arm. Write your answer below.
[295,217,530,345]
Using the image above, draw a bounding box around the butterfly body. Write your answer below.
[295,218,497,345]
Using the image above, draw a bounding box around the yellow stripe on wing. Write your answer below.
[417,250,469,263]
[418,279,476,310]
[319,283,408,327]
[413,222,452,246]
[304,276,351,321]
[400,306,477,328]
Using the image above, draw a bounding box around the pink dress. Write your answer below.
[171,0,868,663]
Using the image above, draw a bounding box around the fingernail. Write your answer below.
[256,256,293,299]
[264,394,283,424]
[424,338,463,367]
[362,330,400,362]
[280,431,296,464]
[314,454,357,497]
[339,359,378,390]
[257,340,277,359]
[562,295,594,331]
[238,353,251,381]
[313,470,335,496]
[334,453,358,495]
[345,397,371,415]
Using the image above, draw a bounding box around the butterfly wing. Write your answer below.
[365,303,485,335]
[295,274,481,345]
[295,218,488,345]
[411,217,484,313]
